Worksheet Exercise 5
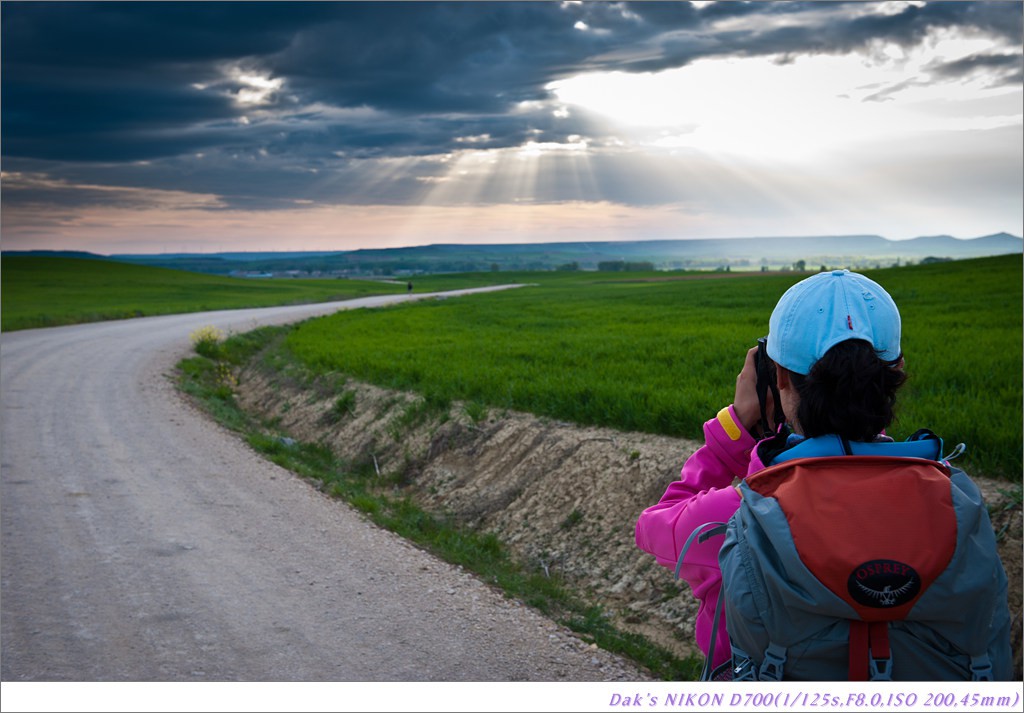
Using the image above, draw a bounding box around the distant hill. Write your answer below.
[1,249,108,261]
[5,233,1020,277]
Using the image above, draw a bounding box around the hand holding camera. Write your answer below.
[733,338,785,439]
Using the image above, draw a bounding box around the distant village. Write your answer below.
[226,254,957,280]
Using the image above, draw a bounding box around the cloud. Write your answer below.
[1,170,227,211]
[929,51,1024,87]
[1,0,1021,231]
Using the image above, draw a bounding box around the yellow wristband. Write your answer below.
[717,407,742,441]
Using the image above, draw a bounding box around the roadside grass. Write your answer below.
[0,255,415,331]
[175,331,703,681]
[285,255,1023,481]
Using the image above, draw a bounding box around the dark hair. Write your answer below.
[789,339,907,441]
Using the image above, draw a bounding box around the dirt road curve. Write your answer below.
[1,289,651,683]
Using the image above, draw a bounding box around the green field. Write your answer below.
[4,253,1020,479]
[283,255,1023,480]
[0,255,412,331]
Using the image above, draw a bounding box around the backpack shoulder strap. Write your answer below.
[675,521,729,680]
[674,521,728,578]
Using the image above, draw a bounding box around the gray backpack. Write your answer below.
[700,439,1012,681]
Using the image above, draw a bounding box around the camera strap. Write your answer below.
[755,356,785,439]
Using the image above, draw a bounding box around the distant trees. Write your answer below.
[556,261,580,271]
[597,260,655,272]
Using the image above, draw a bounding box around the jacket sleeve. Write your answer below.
[634,405,755,667]
[635,405,754,566]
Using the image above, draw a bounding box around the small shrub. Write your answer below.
[561,509,584,530]
[190,325,226,359]
[323,390,357,424]
[213,361,238,397]
[463,400,489,424]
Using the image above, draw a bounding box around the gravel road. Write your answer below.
[1,289,652,685]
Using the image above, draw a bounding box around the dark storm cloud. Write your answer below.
[2,82,239,161]
[930,52,1024,87]
[1,1,333,66]
[609,1,1024,73]
[266,2,581,112]
[1,1,1021,211]
[1,1,608,166]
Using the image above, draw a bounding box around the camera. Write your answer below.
[754,337,785,438]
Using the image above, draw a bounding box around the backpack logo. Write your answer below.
[848,559,920,608]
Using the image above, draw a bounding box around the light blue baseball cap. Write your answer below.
[766,269,901,375]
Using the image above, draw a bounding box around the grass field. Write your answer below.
[0,255,411,331]
[283,255,1023,480]
[4,252,1020,478]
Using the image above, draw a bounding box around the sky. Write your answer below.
[1,1,1022,255]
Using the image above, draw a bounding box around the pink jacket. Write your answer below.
[634,405,767,670]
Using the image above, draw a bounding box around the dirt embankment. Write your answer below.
[235,365,1023,677]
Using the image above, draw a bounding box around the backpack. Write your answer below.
[683,432,1012,681]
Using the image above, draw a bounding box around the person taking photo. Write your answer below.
[635,269,1011,681]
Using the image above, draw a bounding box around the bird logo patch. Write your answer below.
[848,559,921,608]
